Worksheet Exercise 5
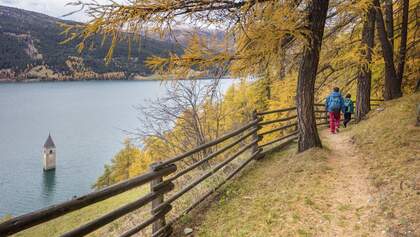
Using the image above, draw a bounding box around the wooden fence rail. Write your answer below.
[0,164,176,236]
[156,118,260,168]
[256,107,296,116]
[0,99,384,237]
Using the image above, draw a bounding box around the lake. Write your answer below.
[0,80,233,217]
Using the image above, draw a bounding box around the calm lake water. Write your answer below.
[0,80,233,217]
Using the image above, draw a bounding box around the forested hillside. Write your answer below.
[0,5,182,81]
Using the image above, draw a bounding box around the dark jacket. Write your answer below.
[343,98,354,114]
[325,91,345,112]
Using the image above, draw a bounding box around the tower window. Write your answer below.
[49,150,53,154]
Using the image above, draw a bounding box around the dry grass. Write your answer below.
[161,135,259,225]
[6,186,152,237]
[348,93,420,236]
[194,93,419,237]
[195,145,335,237]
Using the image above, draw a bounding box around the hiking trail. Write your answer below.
[321,129,385,236]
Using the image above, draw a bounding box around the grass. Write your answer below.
[348,92,420,236]
[192,92,419,237]
[4,186,150,237]
[195,145,335,237]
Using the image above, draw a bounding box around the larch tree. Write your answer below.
[373,0,403,99]
[79,0,419,193]
[356,3,375,120]
[64,0,334,152]
[384,0,394,48]
[396,0,409,89]
[296,0,330,151]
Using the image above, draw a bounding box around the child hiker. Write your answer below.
[343,93,354,127]
[325,87,345,134]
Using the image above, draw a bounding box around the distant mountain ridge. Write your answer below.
[0,5,183,81]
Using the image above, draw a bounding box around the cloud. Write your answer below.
[0,0,18,4]
[1,0,129,22]
[0,0,90,21]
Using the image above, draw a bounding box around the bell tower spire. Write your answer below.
[43,133,56,171]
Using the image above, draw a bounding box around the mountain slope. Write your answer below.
[0,5,182,81]
[185,93,419,236]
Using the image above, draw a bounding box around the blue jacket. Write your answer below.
[325,92,345,112]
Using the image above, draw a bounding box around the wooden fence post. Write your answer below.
[325,110,329,128]
[150,162,166,236]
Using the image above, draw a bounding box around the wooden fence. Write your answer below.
[0,99,383,237]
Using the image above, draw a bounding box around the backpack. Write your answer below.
[344,99,352,113]
[329,96,341,112]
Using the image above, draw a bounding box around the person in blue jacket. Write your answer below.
[343,93,354,127]
[325,87,345,134]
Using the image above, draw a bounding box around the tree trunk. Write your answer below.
[384,0,394,49]
[296,0,329,152]
[265,77,272,100]
[356,4,375,121]
[373,0,402,100]
[279,49,286,80]
[396,0,409,87]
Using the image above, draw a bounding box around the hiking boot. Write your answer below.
[336,128,340,133]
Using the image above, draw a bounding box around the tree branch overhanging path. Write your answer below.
[64,0,415,154]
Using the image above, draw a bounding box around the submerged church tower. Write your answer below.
[43,134,56,171]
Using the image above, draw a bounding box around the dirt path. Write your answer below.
[321,129,385,236]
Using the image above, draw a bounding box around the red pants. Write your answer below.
[329,112,341,133]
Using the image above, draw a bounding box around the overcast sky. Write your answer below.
[0,0,110,21]
[1,0,219,30]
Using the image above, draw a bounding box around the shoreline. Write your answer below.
[0,77,233,84]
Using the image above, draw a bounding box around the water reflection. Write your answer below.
[0,80,235,216]
[42,170,56,200]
